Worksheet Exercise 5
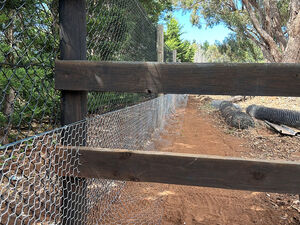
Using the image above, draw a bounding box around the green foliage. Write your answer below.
[164,16,196,62]
[215,34,265,63]
[88,92,152,114]
[87,3,128,61]
[173,0,249,28]
[87,0,159,62]
[201,41,210,52]
[0,0,171,143]
[0,112,6,128]
[199,35,264,63]
[139,0,173,23]
[86,0,161,117]
[199,44,228,62]
[0,0,59,138]
[173,0,291,62]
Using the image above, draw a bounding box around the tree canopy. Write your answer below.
[139,0,173,23]
[164,16,196,62]
[215,34,265,62]
[197,37,264,63]
[173,0,300,63]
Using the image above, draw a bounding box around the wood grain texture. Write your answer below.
[59,1,87,224]
[157,25,164,98]
[59,1,87,127]
[77,147,300,194]
[55,61,300,97]
[157,25,164,63]
[173,50,177,62]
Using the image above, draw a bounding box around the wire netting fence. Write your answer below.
[0,0,173,145]
[86,0,159,116]
[0,0,60,146]
[0,94,188,224]
[0,0,186,224]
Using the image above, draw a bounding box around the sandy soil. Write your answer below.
[153,96,300,225]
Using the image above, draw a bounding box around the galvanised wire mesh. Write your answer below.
[0,0,60,146]
[86,0,158,115]
[86,0,157,62]
[0,0,183,224]
[84,2,179,222]
[0,0,167,145]
[0,94,188,224]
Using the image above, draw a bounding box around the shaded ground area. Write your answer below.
[153,96,300,225]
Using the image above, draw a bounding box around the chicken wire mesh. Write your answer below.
[0,0,173,145]
[0,94,188,224]
[0,0,181,224]
[86,0,158,116]
[0,0,60,146]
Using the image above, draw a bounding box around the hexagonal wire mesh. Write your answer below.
[0,0,183,224]
[0,0,175,145]
[0,94,188,224]
[86,0,158,116]
[0,0,60,146]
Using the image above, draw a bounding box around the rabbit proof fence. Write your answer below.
[0,0,184,224]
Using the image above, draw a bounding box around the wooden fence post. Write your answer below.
[172,50,177,107]
[173,49,177,62]
[157,25,164,129]
[59,0,87,224]
[157,24,164,63]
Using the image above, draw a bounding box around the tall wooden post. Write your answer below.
[157,24,164,63]
[173,49,177,62]
[59,0,87,224]
[157,25,164,128]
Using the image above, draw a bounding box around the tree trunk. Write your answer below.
[1,11,15,145]
[283,13,300,63]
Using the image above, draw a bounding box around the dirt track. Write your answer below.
[154,96,300,225]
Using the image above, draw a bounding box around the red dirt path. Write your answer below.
[154,96,299,225]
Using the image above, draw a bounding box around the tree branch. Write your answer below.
[243,30,275,62]
[242,0,282,62]
[283,9,300,62]
[268,0,287,50]
[287,0,300,33]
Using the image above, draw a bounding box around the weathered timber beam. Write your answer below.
[55,60,300,96]
[75,147,300,194]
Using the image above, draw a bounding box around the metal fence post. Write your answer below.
[59,0,87,224]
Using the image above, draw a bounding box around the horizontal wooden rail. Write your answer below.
[73,147,300,194]
[55,60,300,96]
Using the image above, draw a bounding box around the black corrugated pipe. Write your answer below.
[246,105,300,128]
[219,101,255,129]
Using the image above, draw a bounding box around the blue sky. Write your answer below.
[162,10,232,45]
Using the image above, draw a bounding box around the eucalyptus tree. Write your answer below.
[173,0,300,63]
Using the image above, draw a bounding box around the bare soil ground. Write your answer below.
[152,96,300,225]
